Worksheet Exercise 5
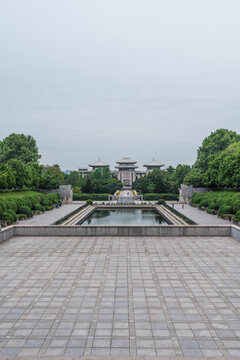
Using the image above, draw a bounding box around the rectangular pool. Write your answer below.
[79,208,169,226]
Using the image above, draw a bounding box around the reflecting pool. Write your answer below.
[80,208,168,226]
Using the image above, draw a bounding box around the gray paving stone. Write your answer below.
[1,234,240,357]
[0,347,21,356]
[65,347,85,356]
[182,348,203,357]
[170,202,231,225]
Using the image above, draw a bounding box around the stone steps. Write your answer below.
[155,205,187,225]
[62,205,95,225]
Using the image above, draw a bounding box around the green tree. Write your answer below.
[183,168,205,187]
[0,133,41,163]
[166,166,175,176]
[133,176,149,193]
[7,159,27,189]
[25,162,42,188]
[204,142,240,188]
[195,129,240,171]
[134,169,172,193]
[183,129,240,187]
[0,163,16,189]
[82,176,93,193]
[169,164,191,191]
[64,171,85,189]
[81,169,122,194]
[40,165,65,189]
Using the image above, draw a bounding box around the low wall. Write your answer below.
[231,226,240,243]
[1,225,240,244]
[0,226,15,244]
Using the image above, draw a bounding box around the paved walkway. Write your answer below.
[17,202,84,226]
[0,235,240,357]
[167,203,231,225]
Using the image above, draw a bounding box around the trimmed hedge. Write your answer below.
[6,209,17,222]
[0,192,60,225]
[73,193,110,201]
[1,212,15,225]
[235,210,240,222]
[192,191,240,221]
[17,214,28,220]
[143,193,179,201]
[73,193,179,201]
[19,206,32,218]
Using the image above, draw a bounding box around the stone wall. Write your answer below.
[38,185,73,204]
[179,184,215,204]
[1,224,240,244]
[58,185,73,204]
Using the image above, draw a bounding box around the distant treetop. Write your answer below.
[0,133,41,164]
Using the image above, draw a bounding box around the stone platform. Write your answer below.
[0,235,239,357]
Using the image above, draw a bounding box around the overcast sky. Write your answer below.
[0,0,239,170]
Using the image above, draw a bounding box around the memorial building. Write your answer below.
[78,157,164,187]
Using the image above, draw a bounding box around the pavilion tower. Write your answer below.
[115,157,138,188]
[88,158,109,171]
[143,158,164,174]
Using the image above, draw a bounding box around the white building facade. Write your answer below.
[115,157,138,188]
[77,157,164,188]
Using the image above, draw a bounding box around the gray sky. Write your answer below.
[0,0,239,171]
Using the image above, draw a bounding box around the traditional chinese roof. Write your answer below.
[143,158,164,168]
[88,158,109,168]
[116,157,137,164]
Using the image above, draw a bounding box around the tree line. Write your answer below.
[0,133,64,189]
[1,129,239,194]
[133,165,191,194]
[184,129,240,188]
[64,168,122,194]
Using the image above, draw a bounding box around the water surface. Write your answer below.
[80,208,168,226]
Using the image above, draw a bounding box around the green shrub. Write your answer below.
[19,206,32,217]
[191,193,202,204]
[234,210,240,222]
[199,199,208,208]
[86,199,93,205]
[6,209,17,222]
[157,199,166,204]
[5,199,18,212]
[206,208,214,214]
[0,191,59,217]
[218,205,232,216]
[192,191,240,216]
[33,203,42,211]
[208,201,217,210]
[17,213,28,220]
[231,197,240,213]
[46,205,54,211]
[42,199,51,206]
[0,200,6,211]
[1,211,15,225]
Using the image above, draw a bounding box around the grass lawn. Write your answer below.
[0,191,43,199]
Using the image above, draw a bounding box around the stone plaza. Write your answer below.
[0,234,240,357]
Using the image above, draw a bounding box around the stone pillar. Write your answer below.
[179,184,193,204]
[59,185,73,204]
